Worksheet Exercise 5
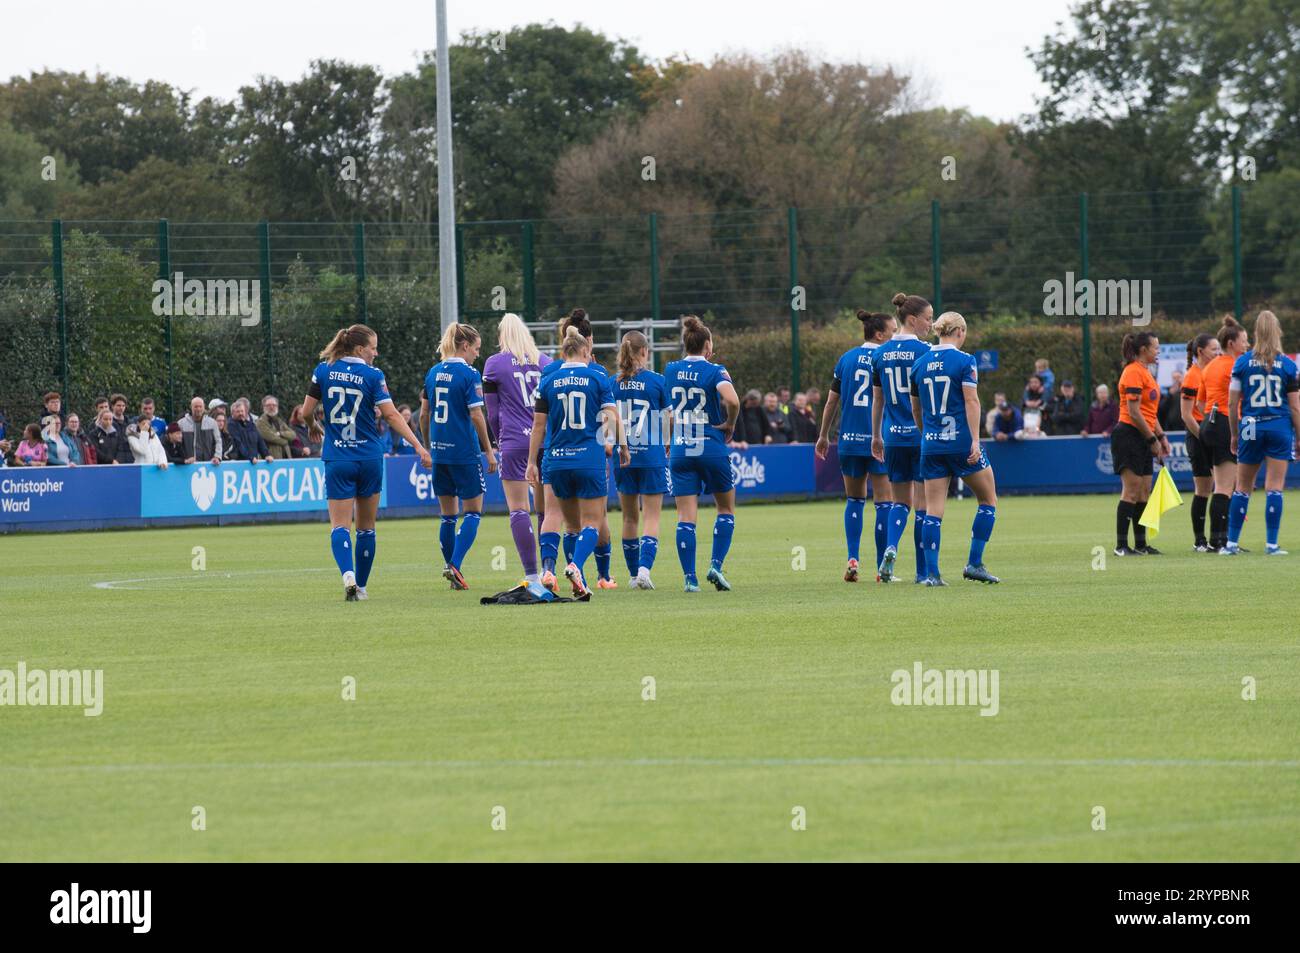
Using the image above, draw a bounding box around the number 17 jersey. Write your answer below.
[309,356,393,461]
[910,344,978,453]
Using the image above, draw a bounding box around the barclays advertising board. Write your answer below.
[140,459,385,517]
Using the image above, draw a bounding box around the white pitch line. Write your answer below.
[92,563,431,590]
[4,755,1298,774]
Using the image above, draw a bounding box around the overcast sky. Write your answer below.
[2,0,1078,123]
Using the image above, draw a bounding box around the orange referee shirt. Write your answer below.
[1181,362,1205,423]
[1197,354,1234,415]
[1118,361,1159,428]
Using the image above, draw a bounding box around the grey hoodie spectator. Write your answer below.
[734,389,772,445]
[256,395,299,458]
[178,396,222,463]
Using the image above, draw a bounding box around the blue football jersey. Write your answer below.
[871,334,930,446]
[664,356,733,460]
[1231,351,1299,422]
[536,362,616,470]
[911,344,979,453]
[424,357,485,464]
[310,356,393,461]
[614,368,670,467]
[539,358,607,448]
[833,342,879,455]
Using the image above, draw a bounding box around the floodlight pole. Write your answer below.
[436,0,458,334]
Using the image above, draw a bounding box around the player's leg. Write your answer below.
[539,481,564,591]
[961,463,999,583]
[706,488,736,591]
[880,472,911,582]
[638,491,663,589]
[570,492,606,594]
[1263,455,1288,554]
[1131,471,1157,553]
[1209,456,1236,550]
[911,476,928,582]
[920,474,948,584]
[352,491,381,599]
[1116,469,1143,554]
[1192,474,1213,550]
[446,488,484,589]
[437,493,461,575]
[870,471,891,578]
[675,492,700,590]
[1224,460,1260,554]
[327,495,359,599]
[619,492,641,583]
[841,469,868,581]
[503,478,539,582]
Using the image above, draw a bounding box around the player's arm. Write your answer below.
[963,380,982,463]
[716,380,739,440]
[870,383,885,460]
[381,400,431,468]
[1180,387,1201,438]
[469,405,498,473]
[910,393,924,433]
[1226,382,1241,448]
[601,402,630,467]
[524,406,547,484]
[816,375,840,459]
[417,395,431,447]
[1288,388,1300,453]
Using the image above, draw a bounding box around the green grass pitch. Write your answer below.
[2,493,1297,861]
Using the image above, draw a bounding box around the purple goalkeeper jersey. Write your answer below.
[482,351,553,451]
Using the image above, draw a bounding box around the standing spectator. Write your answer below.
[777,386,792,416]
[64,413,96,464]
[984,391,1008,437]
[1158,369,1184,433]
[788,392,819,443]
[109,393,130,432]
[0,405,9,442]
[179,396,222,464]
[733,389,770,446]
[90,409,127,464]
[15,424,48,466]
[256,395,299,458]
[41,391,66,425]
[163,423,190,465]
[43,414,80,466]
[805,386,822,418]
[390,404,418,455]
[991,401,1024,441]
[290,403,323,457]
[127,416,169,468]
[763,392,791,443]
[1034,358,1055,403]
[91,397,110,423]
[1083,384,1119,435]
[139,397,166,438]
[226,399,273,462]
[1046,380,1086,435]
[1022,374,1047,416]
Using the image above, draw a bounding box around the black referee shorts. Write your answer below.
[1185,430,1212,478]
[1111,422,1153,477]
[1200,413,1236,466]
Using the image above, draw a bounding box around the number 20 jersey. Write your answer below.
[309,356,393,461]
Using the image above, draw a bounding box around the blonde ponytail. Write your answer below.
[497,312,540,365]
[438,322,481,361]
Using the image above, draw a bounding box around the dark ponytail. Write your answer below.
[681,314,711,355]
[1122,331,1156,364]
[558,306,592,341]
[892,292,931,325]
[1188,332,1213,365]
[856,309,893,342]
[1217,315,1244,350]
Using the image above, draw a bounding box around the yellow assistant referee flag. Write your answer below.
[1138,465,1184,539]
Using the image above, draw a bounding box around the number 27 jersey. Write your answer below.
[309,356,393,461]
[910,344,978,453]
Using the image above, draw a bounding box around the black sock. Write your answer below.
[1191,495,1208,545]
[1116,500,1134,549]
[1133,503,1148,549]
[1210,493,1230,547]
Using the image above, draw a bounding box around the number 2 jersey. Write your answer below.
[309,356,393,461]
[423,357,485,464]
[871,333,931,446]
[831,342,879,456]
[535,361,616,471]
[1230,350,1299,423]
[663,356,733,461]
[910,344,979,454]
